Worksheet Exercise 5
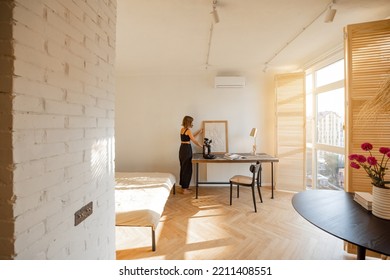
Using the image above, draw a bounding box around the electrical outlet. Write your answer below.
[74,201,93,226]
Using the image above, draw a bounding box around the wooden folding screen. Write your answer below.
[344,19,390,258]
[345,19,390,193]
[275,73,306,192]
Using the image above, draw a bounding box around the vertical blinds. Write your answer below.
[275,73,306,192]
[345,19,390,193]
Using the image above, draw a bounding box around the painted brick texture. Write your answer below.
[1,0,117,259]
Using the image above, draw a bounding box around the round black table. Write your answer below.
[292,190,390,260]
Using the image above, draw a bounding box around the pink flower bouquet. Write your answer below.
[349,143,390,188]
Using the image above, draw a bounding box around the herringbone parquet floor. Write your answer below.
[115,186,359,260]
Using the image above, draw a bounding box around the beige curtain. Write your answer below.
[345,19,390,193]
[275,73,306,192]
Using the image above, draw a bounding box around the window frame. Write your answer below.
[305,53,345,190]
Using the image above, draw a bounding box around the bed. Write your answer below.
[115,172,176,251]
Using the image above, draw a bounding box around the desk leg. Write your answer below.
[271,162,274,199]
[357,246,366,260]
[195,162,199,199]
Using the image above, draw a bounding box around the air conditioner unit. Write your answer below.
[215,76,246,88]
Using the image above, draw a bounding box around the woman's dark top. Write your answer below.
[181,128,190,142]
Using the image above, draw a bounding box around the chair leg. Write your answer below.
[152,227,156,251]
[257,185,263,203]
[251,185,257,212]
[257,165,263,203]
[230,182,233,205]
[237,185,239,198]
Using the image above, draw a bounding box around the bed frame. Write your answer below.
[115,172,176,251]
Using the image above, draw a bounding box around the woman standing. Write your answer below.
[179,116,202,194]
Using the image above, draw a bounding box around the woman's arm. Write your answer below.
[187,129,203,148]
[193,128,203,137]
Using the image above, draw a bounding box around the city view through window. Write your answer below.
[306,59,345,190]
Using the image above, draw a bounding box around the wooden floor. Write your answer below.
[115,186,361,260]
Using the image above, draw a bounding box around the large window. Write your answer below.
[306,59,345,190]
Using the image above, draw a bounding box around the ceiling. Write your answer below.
[115,0,390,75]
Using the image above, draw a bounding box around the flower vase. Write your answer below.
[372,185,390,220]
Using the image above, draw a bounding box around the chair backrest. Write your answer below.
[249,161,261,185]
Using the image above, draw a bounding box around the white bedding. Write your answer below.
[115,172,176,230]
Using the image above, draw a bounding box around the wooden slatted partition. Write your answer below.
[275,73,306,192]
[345,19,390,193]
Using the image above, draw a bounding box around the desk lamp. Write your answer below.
[250,128,257,155]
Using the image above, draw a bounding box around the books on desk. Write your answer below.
[354,191,372,211]
[223,153,243,160]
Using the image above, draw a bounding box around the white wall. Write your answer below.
[115,70,276,185]
[0,0,116,259]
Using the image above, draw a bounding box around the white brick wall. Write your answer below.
[0,0,117,259]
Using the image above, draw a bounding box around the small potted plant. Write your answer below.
[349,143,390,219]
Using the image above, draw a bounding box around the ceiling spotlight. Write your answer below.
[324,1,337,23]
[210,0,219,24]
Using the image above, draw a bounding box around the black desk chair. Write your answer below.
[229,161,263,212]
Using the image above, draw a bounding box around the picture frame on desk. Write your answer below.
[202,120,228,154]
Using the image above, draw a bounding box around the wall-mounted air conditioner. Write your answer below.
[214,76,246,88]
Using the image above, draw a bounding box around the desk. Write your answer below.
[292,190,390,260]
[192,153,279,199]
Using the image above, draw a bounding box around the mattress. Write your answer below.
[115,172,176,229]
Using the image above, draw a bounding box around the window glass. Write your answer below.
[306,148,313,189]
[317,88,344,147]
[317,150,344,190]
[315,59,344,87]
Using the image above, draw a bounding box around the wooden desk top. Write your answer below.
[192,153,279,163]
[292,190,390,257]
